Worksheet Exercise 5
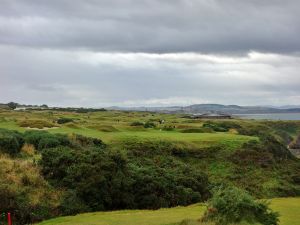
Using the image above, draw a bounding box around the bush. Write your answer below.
[130,121,144,126]
[144,121,156,128]
[181,128,214,133]
[128,161,209,209]
[162,125,175,131]
[68,134,105,148]
[40,146,130,211]
[39,141,210,212]
[24,131,69,151]
[0,129,24,155]
[202,186,279,225]
[57,118,74,124]
[38,137,61,151]
[203,123,228,132]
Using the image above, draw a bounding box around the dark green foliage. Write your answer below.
[144,121,156,128]
[23,131,69,151]
[7,102,18,109]
[274,130,293,145]
[203,186,279,225]
[57,117,74,124]
[39,142,210,212]
[59,191,90,215]
[260,134,294,160]
[0,128,24,155]
[181,127,214,133]
[236,123,270,136]
[203,123,229,132]
[76,108,106,113]
[228,137,300,197]
[38,137,61,151]
[40,146,132,211]
[239,134,294,160]
[263,121,300,134]
[130,121,144,126]
[70,134,106,148]
[128,160,209,209]
[162,125,175,131]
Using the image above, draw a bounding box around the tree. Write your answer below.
[7,102,18,109]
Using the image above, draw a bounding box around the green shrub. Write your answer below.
[59,190,90,215]
[144,121,156,128]
[260,134,294,160]
[40,141,210,212]
[38,137,61,151]
[69,134,105,148]
[203,123,228,132]
[0,128,24,155]
[24,131,70,151]
[181,127,214,133]
[202,186,279,225]
[57,118,74,124]
[130,121,144,126]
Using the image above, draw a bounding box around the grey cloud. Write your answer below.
[0,0,299,53]
[1,46,300,106]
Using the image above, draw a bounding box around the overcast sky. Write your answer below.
[0,0,300,107]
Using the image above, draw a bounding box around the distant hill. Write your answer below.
[108,104,300,114]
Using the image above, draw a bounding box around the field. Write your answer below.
[0,109,254,145]
[37,198,300,225]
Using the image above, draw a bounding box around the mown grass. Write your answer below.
[37,198,300,225]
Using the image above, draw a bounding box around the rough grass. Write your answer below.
[0,154,60,208]
[18,119,56,129]
[36,198,300,225]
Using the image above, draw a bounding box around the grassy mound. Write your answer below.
[18,120,56,129]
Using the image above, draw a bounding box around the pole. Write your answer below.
[7,213,11,225]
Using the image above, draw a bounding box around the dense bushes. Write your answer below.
[203,123,229,132]
[202,186,279,225]
[228,136,300,197]
[23,130,70,151]
[39,143,210,212]
[130,121,156,128]
[0,129,24,155]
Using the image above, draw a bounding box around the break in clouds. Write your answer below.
[0,0,300,107]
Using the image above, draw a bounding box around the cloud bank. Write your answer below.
[0,1,299,106]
